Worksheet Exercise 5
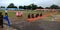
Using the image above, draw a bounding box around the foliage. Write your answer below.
[50,4,60,9]
[7,3,17,8]
[0,6,5,8]
[45,7,50,9]
[1,3,60,9]
[19,6,24,9]
[37,6,44,9]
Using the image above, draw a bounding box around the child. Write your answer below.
[31,14,34,18]
[36,14,39,17]
[4,12,10,27]
[28,13,31,18]
[40,13,42,17]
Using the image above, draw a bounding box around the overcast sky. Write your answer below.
[0,0,60,7]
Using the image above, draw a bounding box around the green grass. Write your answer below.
[8,12,16,17]
[0,10,56,17]
[0,10,48,19]
[0,10,60,21]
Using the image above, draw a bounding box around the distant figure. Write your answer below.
[40,13,42,17]
[31,14,34,18]
[0,12,3,28]
[28,13,31,18]
[35,14,39,17]
[16,11,23,17]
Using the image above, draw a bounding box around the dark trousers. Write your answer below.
[0,20,3,28]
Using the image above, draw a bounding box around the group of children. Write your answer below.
[0,10,10,28]
[28,13,42,18]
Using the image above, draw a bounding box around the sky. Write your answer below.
[0,0,60,7]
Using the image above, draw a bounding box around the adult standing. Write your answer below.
[0,12,3,28]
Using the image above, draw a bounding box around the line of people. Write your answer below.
[28,13,42,18]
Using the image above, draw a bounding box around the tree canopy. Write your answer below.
[3,3,60,9]
[37,6,44,9]
[7,3,17,8]
[0,6,5,8]
[30,4,37,10]
[45,7,50,9]
[50,4,60,9]
[19,6,23,9]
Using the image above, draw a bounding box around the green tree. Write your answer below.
[45,7,50,9]
[50,4,60,9]
[59,7,60,9]
[29,4,37,10]
[23,6,27,9]
[19,6,23,9]
[7,3,17,8]
[25,5,32,9]
[22,5,32,10]
[0,6,5,8]
[37,6,44,9]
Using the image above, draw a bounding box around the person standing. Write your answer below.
[4,12,10,27]
[0,12,3,28]
[28,13,31,18]
[4,8,10,27]
[31,14,34,18]
[40,13,42,17]
[36,14,39,18]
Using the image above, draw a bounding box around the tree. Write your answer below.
[23,6,27,9]
[19,4,38,10]
[23,5,30,9]
[45,7,50,9]
[50,4,60,9]
[7,3,17,8]
[59,6,60,9]
[0,6,5,8]
[37,6,44,9]
[29,4,37,10]
[19,6,23,9]
[27,5,31,9]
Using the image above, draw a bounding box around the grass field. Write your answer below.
[0,10,52,17]
[0,10,60,21]
[0,10,60,30]
[0,10,57,20]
